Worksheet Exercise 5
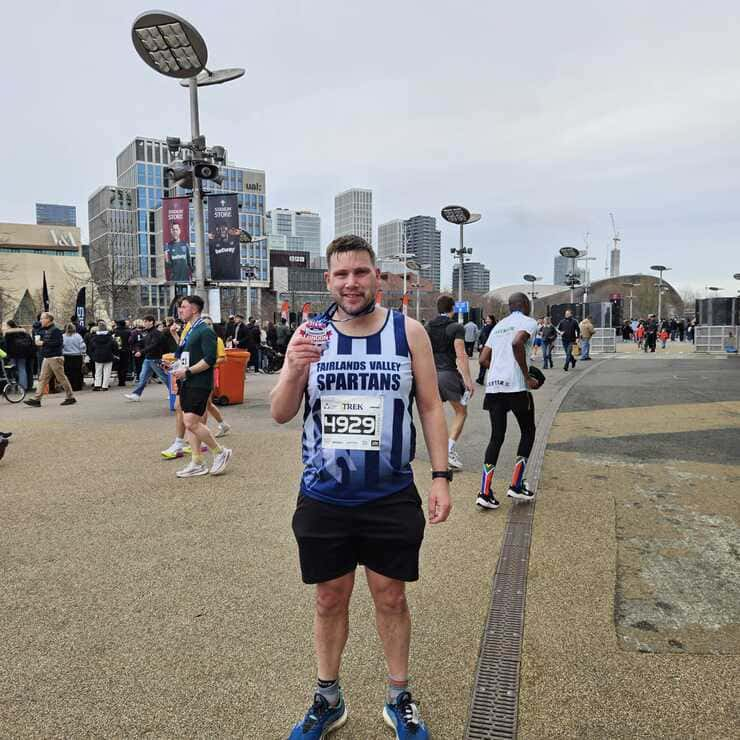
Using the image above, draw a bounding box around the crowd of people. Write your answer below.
[621,315,697,350]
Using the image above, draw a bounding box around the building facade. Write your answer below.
[36,203,76,227]
[89,136,268,318]
[405,215,441,290]
[266,208,321,258]
[334,188,372,245]
[452,261,490,294]
[377,219,405,274]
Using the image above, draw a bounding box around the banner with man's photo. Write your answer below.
[207,194,241,281]
[163,197,192,283]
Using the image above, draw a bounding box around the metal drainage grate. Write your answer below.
[464,361,602,739]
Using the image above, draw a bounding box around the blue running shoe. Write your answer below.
[382,691,429,738]
[289,691,347,739]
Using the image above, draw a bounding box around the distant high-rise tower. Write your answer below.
[334,188,372,245]
[405,215,441,290]
[377,219,405,274]
[609,247,620,278]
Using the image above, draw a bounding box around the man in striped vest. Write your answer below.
[272,235,451,739]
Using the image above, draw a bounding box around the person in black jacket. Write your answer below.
[124,316,170,401]
[476,315,497,385]
[23,313,76,406]
[90,321,116,390]
[3,320,35,390]
[540,316,557,369]
[556,310,580,371]
[114,320,131,386]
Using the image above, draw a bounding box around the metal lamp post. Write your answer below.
[559,247,581,304]
[522,274,541,307]
[650,265,670,320]
[622,282,640,319]
[132,11,245,314]
[442,205,481,323]
[408,260,431,321]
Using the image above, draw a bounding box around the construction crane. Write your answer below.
[609,212,621,277]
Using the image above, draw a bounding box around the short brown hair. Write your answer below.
[437,295,455,314]
[325,234,375,268]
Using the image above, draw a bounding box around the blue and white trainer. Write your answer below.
[289,691,347,739]
[383,691,429,739]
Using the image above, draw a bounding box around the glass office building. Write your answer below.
[90,137,268,318]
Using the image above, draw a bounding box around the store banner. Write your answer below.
[207,194,241,281]
[75,287,86,328]
[281,301,290,322]
[163,197,192,283]
[301,303,311,322]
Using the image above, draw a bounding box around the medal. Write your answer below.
[300,319,333,350]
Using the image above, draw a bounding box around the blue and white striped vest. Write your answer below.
[300,309,416,506]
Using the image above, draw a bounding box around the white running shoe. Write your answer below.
[176,461,210,478]
[210,447,232,476]
[215,422,231,438]
[161,442,185,460]
[448,448,463,469]
[124,393,141,402]
[507,483,536,501]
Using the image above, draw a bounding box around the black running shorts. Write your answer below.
[292,484,426,584]
[436,369,465,402]
[178,381,211,416]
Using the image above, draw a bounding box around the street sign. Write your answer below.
[455,301,469,313]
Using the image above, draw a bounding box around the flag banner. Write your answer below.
[281,301,290,322]
[207,194,241,281]
[75,287,86,328]
[163,197,192,283]
[42,271,50,312]
[375,290,383,307]
[401,293,410,315]
[301,302,311,322]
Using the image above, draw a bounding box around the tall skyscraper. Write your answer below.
[36,203,76,227]
[452,261,491,294]
[405,215,441,290]
[266,208,321,258]
[334,188,372,245]
[377,219,405,274]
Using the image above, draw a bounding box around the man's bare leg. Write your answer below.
[315,572,355,680]
[366,568,411,680]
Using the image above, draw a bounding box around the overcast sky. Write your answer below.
[2,1,738,294]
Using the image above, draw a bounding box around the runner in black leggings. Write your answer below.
[476,292,540,509]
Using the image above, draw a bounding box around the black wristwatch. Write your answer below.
[431,470,453,481]
[185,368,193,379]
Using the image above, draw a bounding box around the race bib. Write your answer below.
[321,395,383,451]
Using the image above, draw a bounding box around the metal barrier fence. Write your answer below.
[695,325,738,353]
[551,327,616,356]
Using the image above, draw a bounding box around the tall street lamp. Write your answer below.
[408,259,431,321]
[622,281,640,319]
[559,246,580,304]
[442,205,481,323]
[132,11,245,314]
[650,265,670,320]
[522,274,541,306]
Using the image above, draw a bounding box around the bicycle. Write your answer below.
[0,357,26,403]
